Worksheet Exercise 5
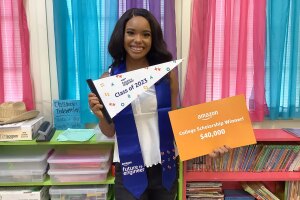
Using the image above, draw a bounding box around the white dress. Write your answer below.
[113,86,177,167]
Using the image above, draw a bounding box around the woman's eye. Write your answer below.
[126,31,134,35]
[144,33,151,37]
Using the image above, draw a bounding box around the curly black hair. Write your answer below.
[108,8,172,68]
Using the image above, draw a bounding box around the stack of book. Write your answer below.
[0,117,44,141]
[241,182,280,200]
[186,182,224,200]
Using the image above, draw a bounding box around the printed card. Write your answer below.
[168,95,256,161]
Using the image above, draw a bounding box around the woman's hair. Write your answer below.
[108,8,172,67]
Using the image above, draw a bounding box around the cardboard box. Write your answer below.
[0,186,49,200]
[0,117,44,141]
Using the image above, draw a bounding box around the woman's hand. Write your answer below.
[88,72,110,119]
[208,145,231,158]
[88,92,104,119]
[87,72,115,137]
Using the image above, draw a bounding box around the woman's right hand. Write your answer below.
[88,92,104,119]
[87,71,115,137]
[88,72,110,119]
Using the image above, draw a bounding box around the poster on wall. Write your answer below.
[52,100,82,130]
[168,95,257,161]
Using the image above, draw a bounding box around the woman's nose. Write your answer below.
[134,34,142,42]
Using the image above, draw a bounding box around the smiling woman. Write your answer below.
[88,8,179,200]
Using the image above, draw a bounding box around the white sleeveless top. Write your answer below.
[113,86,177,167]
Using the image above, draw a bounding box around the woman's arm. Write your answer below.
[88,72,115,137]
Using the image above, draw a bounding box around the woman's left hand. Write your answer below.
[208,145,231,158]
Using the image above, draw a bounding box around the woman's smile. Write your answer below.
[130,45,144,53]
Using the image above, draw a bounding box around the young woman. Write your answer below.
[88,8,229,200]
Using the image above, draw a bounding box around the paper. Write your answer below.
[56,128,95,142]
[53,100,82,130]
[168,95,257,161]
[92,59,182,118]
[94,125,115,142]
[0,121,25,128]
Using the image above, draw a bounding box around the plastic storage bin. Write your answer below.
[0,168,47,183]
[49,185,108,200]
[0,186,49,200]
[0,147,52,171]
[47,147,112,170]
[48,168,110,183]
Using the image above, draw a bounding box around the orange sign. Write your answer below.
[168,95,256,161]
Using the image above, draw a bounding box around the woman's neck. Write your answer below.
[126,57,149,71]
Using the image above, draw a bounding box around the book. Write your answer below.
[265,146,281,171]
[241,145,254,171]
[247,145,263,171]
[288,151,300,171]
[285,181,300,199]
[282,128,300,137]
[0,117,44,141]
[283,146,300,171]
[224,189,255,200]
[250,182,274,200]
[241,182,264,200]
[258,183,280,200]
[187,182,222,188]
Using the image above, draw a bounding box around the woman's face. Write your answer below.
[124,16,152,62]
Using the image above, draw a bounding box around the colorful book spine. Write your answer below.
[241,183,264,200]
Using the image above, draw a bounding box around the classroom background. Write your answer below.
[0,0,299,200]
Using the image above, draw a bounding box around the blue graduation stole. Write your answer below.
[112,63,177,199]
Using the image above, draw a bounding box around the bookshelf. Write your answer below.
[0,130,115,186]
[182,129,300,200]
